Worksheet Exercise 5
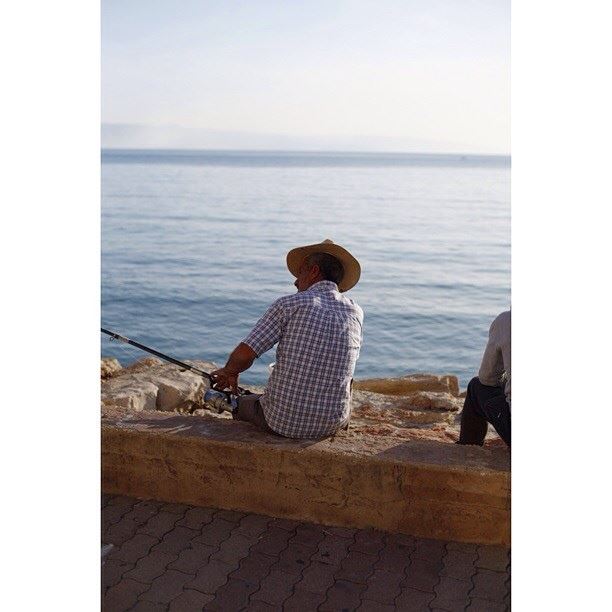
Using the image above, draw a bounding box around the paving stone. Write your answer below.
[105,503,164,545]
[207,577,259,610]
[351,528,386,556]
[210,532,257,567]
[102,558,134,591]
[270,517,301,531]
[471,569,509,602]
[138,511,181,539]
[395,586,436,610]
[274,541,317,575]
[294,560,337,593]
[430,575,472,610]
[139,569,193,604]
[476,545,510,572]
[186,559,233,594]
[160,502,188,515]
[440,549,478,581]
[104,517,141,546]
[320,578,364,611]
[108,534,159,565]
[411,537,447,562]
[130,601,167,612]
[176,506,216,531]
[103,504,134,534]
[467,597,509,611]
[291,523,327,547]
[244,601,277,611]
[132,500,165,522]
[192,517,236,547]
[215,508,247,523]
[335,550,378,584]
[167,543,215,575]
[322,525,357,539]
[152,526,199,555]
[361,568,403,604]
[250,568,299,606]
[283,587,327,611]
[403,557,443,593]
[358,599,396,612]
[375,542,411,574]
[124,550,176,584]
[249,526,293,557]
[103,578,149,612]
[446,541,478,554]
[101,497,510,612]
[312,533,352,566]
[168,588,214,611]
[385,533,415,549]
[229,551,278,584]
[237,513,271,538]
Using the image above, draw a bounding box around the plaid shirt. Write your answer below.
[243,281,364,438]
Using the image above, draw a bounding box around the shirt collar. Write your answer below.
[306,280,338,293]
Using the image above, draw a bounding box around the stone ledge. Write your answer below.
[102,411,509,545]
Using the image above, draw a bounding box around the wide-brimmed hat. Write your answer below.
[286,239,361,292]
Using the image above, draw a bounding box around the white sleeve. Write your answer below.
[478,316,505,387]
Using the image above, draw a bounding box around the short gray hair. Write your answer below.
[305,252,344,285]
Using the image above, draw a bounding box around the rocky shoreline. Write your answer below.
[101,357,503,447]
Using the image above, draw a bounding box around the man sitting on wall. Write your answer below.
[458,310,511,447]
[210,239,364,440]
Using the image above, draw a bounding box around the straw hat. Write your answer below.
[286,239,361,292]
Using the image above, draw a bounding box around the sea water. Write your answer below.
[102,150,510,389]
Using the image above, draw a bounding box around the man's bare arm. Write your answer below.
[211,342,257,394]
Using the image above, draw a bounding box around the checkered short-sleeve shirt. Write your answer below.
[243,281,364,438]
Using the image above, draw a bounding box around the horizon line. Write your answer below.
[102,147,511,158]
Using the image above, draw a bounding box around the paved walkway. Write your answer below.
[102,495,510,611]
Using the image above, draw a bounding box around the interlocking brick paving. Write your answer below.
[102,495,511,611]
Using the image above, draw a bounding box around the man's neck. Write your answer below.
[305,279,336,292]
[307,276,325,289]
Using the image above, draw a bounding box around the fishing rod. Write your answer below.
[100,327,250,399]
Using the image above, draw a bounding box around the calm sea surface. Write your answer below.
[101,150,510,389]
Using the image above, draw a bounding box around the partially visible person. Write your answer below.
[210,239,364,440]
[458,310,511,446]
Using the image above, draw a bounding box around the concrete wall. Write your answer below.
[102,412,510,545]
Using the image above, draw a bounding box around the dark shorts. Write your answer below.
[234,394,276,434]
[234,394,351,438]
[458,377,511,446]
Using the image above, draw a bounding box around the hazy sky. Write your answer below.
[102,0,509,153]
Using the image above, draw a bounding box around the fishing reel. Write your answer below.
[203,388,238,414]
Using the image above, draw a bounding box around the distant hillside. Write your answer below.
[101,123,504,155]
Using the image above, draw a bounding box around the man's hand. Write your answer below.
[210,367,240,395]
[211,343,257,396]
[210,343,257,395]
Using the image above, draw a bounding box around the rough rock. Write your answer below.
[101,357,122,379]
[101,359,499,446]
[402,391,463,411]
[354,373,460,397]
[101,358,218,415]
[123,357,164,373]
